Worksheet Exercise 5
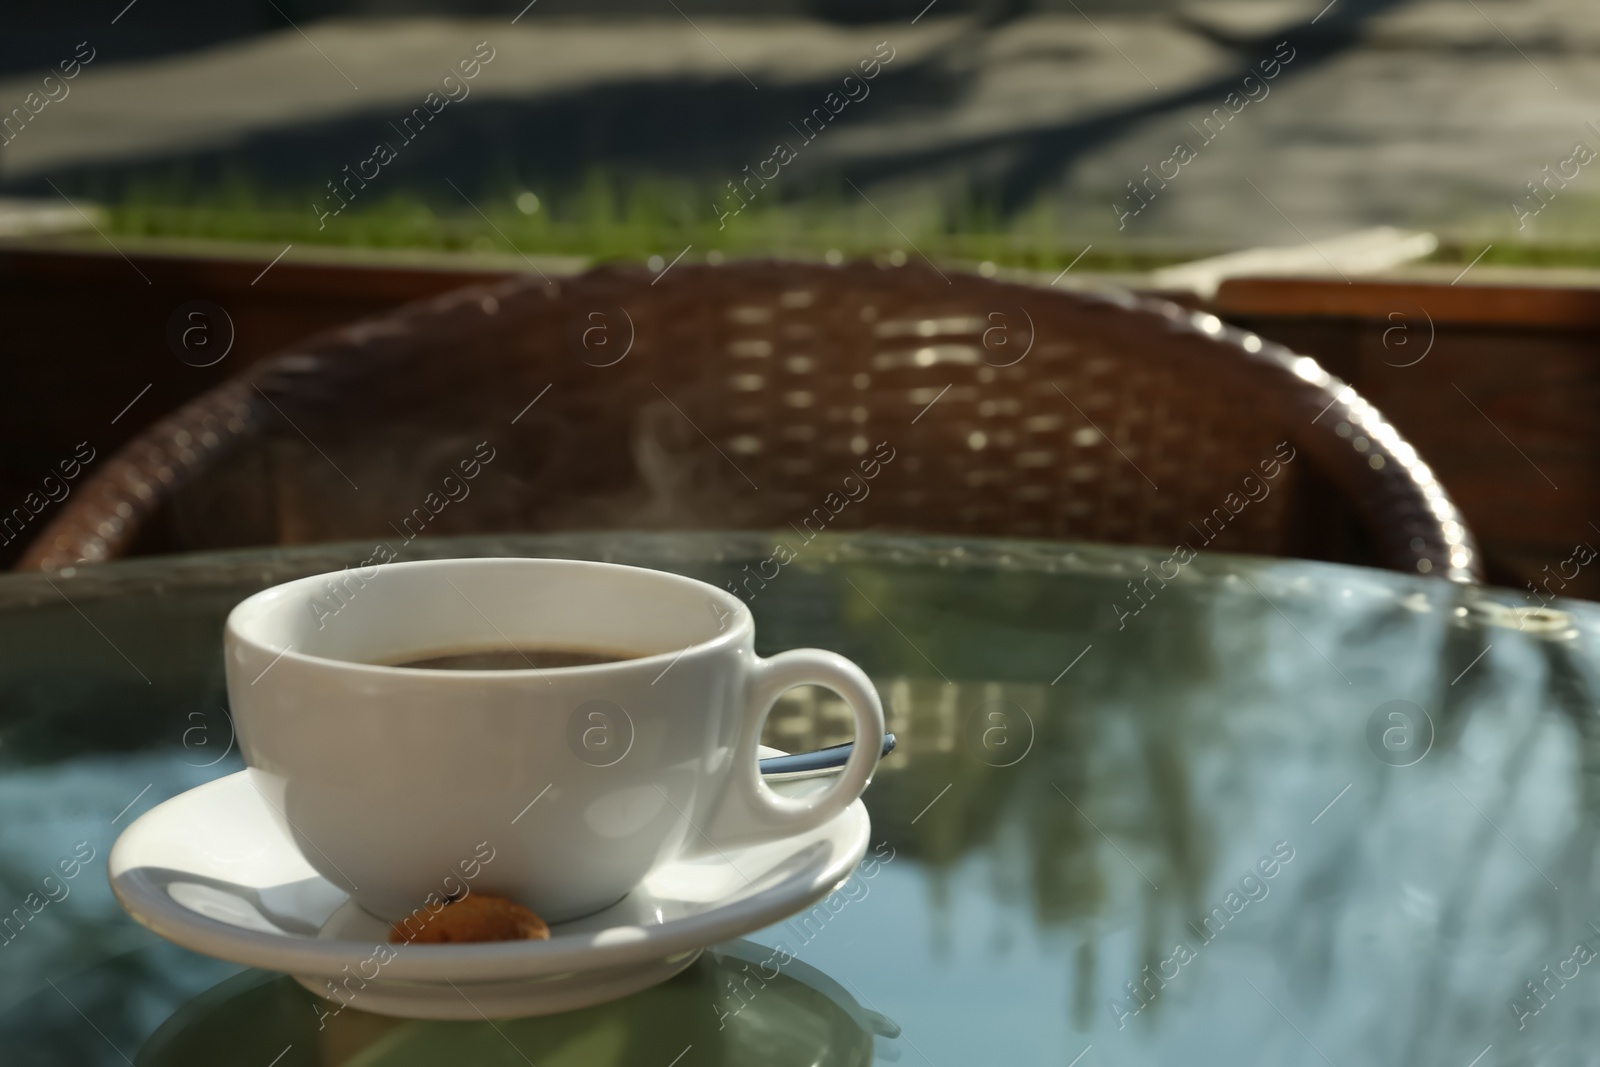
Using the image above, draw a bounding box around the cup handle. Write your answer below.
[697,649,885,851]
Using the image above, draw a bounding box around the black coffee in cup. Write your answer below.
[387,647,642,670]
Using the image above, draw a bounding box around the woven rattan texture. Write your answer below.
[18,262,1479,581]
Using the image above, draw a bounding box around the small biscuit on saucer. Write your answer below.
[389,894,550,944]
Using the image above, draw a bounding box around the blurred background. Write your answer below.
[2,0,1596,589]
[6,0,1595,256]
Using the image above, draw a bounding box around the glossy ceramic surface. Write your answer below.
[110,763,869,1019]
[224,557,883,922]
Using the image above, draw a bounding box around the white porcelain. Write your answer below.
[109,764,870,1019]
[224,557,885,923]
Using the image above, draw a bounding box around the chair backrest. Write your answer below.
[18,261,1480,581]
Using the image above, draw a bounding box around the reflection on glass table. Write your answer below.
[133,940,894,1067]
[0,531,1594,1066]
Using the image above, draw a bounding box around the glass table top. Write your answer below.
[0,530,1593,1066]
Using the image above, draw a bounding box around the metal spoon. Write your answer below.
[758,734,897,781]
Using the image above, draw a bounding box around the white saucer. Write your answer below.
[110,754,870,1020]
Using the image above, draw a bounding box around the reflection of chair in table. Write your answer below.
[19,262,1478,580]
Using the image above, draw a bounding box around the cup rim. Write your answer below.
[225,556,753,677]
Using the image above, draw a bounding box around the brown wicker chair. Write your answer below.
[18,261,1480,581]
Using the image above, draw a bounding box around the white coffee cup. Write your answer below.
[224,557,885,923]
